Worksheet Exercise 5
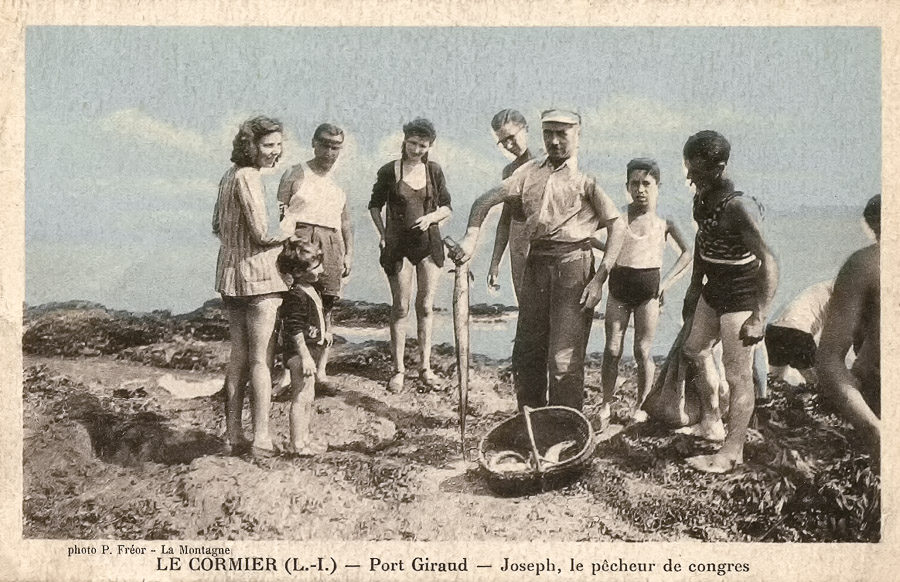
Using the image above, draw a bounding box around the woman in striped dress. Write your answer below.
[213,116,291,457]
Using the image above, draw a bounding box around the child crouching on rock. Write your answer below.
[277,237,331,457]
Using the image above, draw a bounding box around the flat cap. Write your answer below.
[541,109,581,125]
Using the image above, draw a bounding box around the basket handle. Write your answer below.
[522,406,544,473]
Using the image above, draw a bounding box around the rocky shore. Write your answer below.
[22,301,879,542]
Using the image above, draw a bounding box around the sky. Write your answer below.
[25,26,880,313]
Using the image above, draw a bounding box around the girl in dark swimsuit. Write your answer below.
[368,118,452,392]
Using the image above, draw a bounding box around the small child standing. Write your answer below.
[277,237,331,456]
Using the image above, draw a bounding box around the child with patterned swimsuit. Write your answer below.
[599,158,693,427]
[276,238,331,456]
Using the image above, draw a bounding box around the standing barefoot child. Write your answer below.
[600,158,692,427]
[277,238,331,456]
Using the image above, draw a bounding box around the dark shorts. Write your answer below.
[292,222,344,298]
[701,259,761,315]
[765,324,817,369]
[608,266,660,310]
[380,228,432,275]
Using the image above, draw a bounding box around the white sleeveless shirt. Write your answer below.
[280,162,346,233]
[614,211,667,269]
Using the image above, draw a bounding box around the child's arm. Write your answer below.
[658,217,693,304]
[295,339,317,377]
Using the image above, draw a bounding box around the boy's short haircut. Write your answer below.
[491,109,527,132]
[864,194,881,237]
[313,123,344,143]
[277,237,324,275]
[627,158,661,184]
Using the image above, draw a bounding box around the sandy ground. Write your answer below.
[21,304,880,542]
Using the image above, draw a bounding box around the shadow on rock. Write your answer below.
[337,389,452,431]
[65,392,224,467]
[438,468,497,498]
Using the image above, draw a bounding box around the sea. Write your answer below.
[336,207,874,360]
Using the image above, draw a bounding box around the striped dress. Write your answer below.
[213,165,287,297]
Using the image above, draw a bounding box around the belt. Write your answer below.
[528,238,593,256]
[295,221,338,232]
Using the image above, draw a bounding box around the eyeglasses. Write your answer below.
[497,126,524,147]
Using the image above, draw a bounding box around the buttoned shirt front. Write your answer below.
[499,155,619,243]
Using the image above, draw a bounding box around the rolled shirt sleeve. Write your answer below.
[587,178,621,225]
[235,169,281,246]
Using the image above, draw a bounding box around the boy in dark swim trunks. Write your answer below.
[276,238,331,456]
[599,158,692,427]
[680,131,779,474]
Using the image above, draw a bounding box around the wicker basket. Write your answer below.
[477,406,596,496]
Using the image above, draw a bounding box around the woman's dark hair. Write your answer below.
[231,116,283,167]
[490,109,527,132]
[277,237,324,275]
[402,118,437,143]
[683,130,731,167]
[864,194,881,237]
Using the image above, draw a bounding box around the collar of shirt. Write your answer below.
[539,155,579,174]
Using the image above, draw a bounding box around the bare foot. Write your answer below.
[597,403,611,432]
[629,409,648,424]
[291,440,327,457]
[686,453,743,474]
[419,369,439,389]
[387,372,404,393]
[675,419,726,442]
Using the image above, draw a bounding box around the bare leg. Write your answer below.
[415,257,441,382]
[681,297,726,442]
[600,294,630,423]
[224,302,250,448]
[246,294,282,450]
[387,259,414,390]
[287,355,316,454]
[316,305,334,382]
[753,342,769,399]
[632,297,661,422]
[687,310,755,473]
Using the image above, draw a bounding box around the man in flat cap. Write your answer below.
[453,109,625,411]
